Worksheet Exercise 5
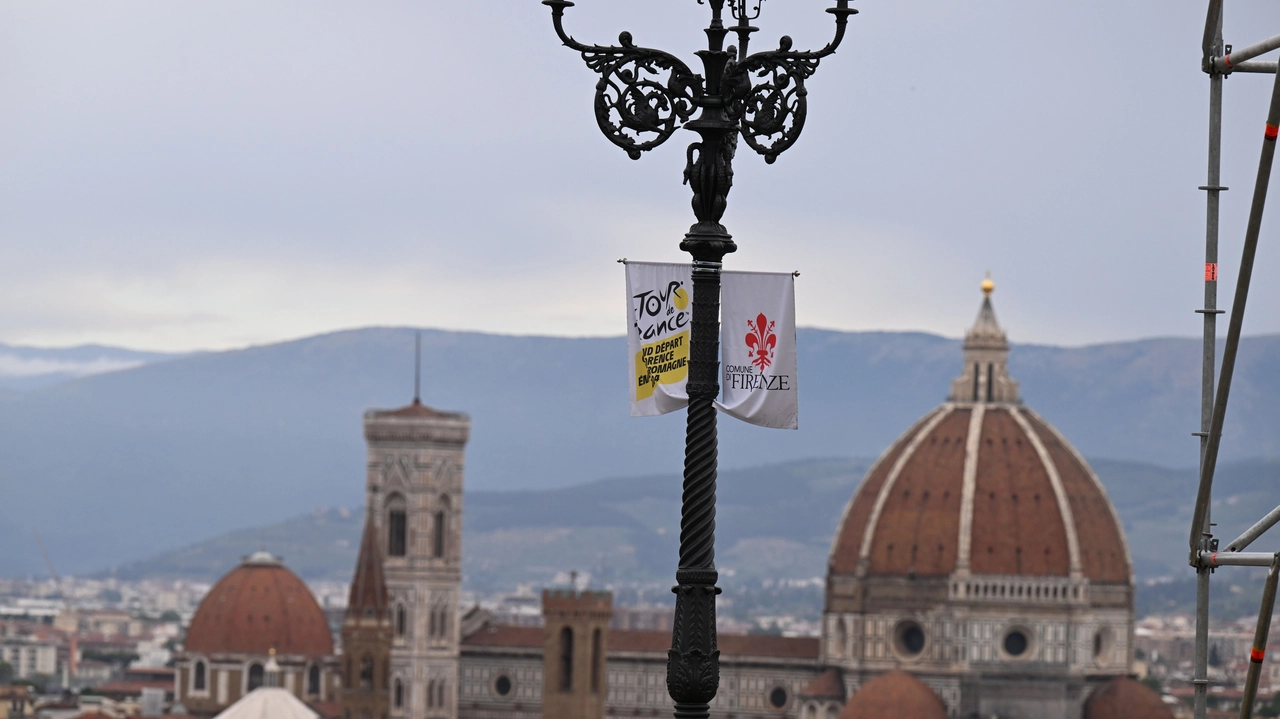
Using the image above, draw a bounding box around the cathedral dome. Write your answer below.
[839,670,946,719]
[829,284,1131,584]
[1083,677,1174,719]
[185,552,334,657]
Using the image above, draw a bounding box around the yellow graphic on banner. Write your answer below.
[634,331,690,401]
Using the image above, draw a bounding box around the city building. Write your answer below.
[173,552,339,716]
[330,277,1172,711]
[0,631,59,680]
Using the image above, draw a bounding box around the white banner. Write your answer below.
[626,262,693,417]
[718,271,798,429]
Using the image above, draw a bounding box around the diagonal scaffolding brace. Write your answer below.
[1239,557,1280,719]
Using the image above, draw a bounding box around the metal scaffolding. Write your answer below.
[1191,3,1280,718]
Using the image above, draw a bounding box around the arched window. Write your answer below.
[193,660,206,691]
[436,680,446,709]
[439,607,449,639]
[427,680,437,708]
[433,495,450,559]
[590,628,602,693]
[832,617,847,658]
[308,665,321,695]
[396,605,406,637]
[394,679,403,709]
[359,656,374,691]
[560,626,574,692]
[387,494,407,557]
[247,663,265,692]
[429,608,438,638]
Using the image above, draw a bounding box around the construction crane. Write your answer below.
[32,530,66,603]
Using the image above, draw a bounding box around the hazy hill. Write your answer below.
[0,342,180,391]
[1,327,1278,577]
[101,457,1280,604]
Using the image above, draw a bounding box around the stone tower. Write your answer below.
[540,589,611,719]
[365,396,470,719]
[342,505,392,719]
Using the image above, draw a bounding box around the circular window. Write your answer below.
[1003,630,1029,657]
[893,620,926,658]
[768,686,788,709]
[494,675,513,697]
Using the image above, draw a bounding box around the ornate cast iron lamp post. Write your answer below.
[541,1,855,716]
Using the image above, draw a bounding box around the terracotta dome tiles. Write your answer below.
[867,408,969,577]
[1025,411,1131,583]
[184,560,334,657]
[840,670,947,719]
[969,408,1070,576]
[829,403,1131,585]
[1083,677,1175,719]
[829,408,935,575]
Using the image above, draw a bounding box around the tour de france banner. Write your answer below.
[626,262,694,417]
[719,270,799,429]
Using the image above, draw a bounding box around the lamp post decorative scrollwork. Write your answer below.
[541,1,855,717]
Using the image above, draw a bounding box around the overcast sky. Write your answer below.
[3,1,1280,352]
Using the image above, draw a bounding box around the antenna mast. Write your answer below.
[414,331,421,404]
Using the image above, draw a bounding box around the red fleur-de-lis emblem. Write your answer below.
[745,313,777,371]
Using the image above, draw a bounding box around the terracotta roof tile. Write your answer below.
[462,625,818,660]
[799,667,844,699]
[829,409,942,574]
[346,510,388,619]
[184,557,334,657]
[1084,677,1174,719]
[970,408,1070,576]
[840,670,946,719]
[1027,412,1131,582]
[462,625,543,648]
[369,399,461,419]
[867,408,969,576]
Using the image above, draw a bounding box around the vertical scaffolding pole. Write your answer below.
[1194,5,1225,717]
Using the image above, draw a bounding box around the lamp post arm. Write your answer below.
[543,0,705,160]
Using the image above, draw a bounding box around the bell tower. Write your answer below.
[364,387,470,719]
[541,588,612,719]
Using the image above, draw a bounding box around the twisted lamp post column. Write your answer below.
[542,2,855,716]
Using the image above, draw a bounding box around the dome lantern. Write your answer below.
[949,275,1020,404]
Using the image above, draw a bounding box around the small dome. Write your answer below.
[840,670,946,719]
[1084,677,1175,719]
[185,555,333,657]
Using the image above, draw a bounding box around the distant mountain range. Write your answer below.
[98,455,1280,621]
[0,342,181,391]
[0,327,1278,578]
